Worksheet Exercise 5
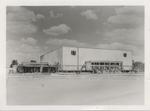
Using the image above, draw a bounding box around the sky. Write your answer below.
[6,6,144,66]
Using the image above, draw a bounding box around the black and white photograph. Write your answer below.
[6,6,145,105]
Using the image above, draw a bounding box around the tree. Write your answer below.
[133,61,144,72]
[10,59,18,68]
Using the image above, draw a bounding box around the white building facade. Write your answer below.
[40,46,133,71]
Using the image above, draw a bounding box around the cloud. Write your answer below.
[21,37,37,45]
[36,14,45,19]
[7,7,37,34]
[103,6,144,62]
[104,28,144,46]
[115,6,144,16]
[43,24,71,36]
[7,38,40,54]
[107,6,144,28]
[7,6,37,22]
[18,44,40,53]
[108,15,143,26]
[7,6,45,35]
[80,9,98,20]
[7,6,45,22]
[7,21,37,34]
[46,38,89,47]
[49,10,63,18]
[97,42,137,52]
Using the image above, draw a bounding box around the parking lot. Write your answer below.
[7,73,144,105]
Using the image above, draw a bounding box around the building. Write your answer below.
[40,46,133,71]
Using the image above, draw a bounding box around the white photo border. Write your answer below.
[0,0,150,110]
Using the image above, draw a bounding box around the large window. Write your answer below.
[71,50,76,56]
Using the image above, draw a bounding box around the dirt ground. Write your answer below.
[7,73,144,105]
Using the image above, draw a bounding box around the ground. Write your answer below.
[7,73,144,105]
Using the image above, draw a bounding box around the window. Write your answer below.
[123,53,127,57]
[71,50,76,55]
[111,63,115,65]
[100,62,104,65]
[116,63,119,65]
[105,62,109,65]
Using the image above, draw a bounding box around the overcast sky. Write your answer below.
[6,6,144,65]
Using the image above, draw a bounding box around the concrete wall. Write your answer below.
[41,48,62,65]
[78,48,132,70]
[62,46,78,70]
[61,47,132,71]
[41,46,132,71]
